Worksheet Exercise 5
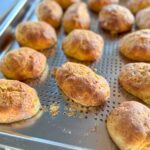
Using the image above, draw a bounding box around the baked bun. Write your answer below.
[62,29,104,61]
[15,21,57,50]
[107,101,150,150]
[127,0,150,14]
[119,29,150,61]
[99,4,134,34]
[88,0,119,13]
[54,0,80,9]
[0,47,47,81]
[0,79,41,123]
[36,0,63,28]
[55,62,110,106]
[63,2,90,33]
[119,63,150,104]
[136,7,150,29]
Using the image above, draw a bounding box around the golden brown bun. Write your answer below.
[15,21,57,50]
[63,2,90,33]
[0,79,41,123]
[54,0,80,9]
[0,47,47,81]
[88,0,119,13]
[107,101,150,150]
[99,4,134,33]
[55,62,110,106]
[127,0,150,14]
[62,29,104,61]
[119,63,150,104]
[119,29,150,61]
[136,7,150,29]
[36,0,63,28]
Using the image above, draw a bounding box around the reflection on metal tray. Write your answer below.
[0,0,142,150]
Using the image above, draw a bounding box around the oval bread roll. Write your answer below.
[62,29,104,61]
[119,29,150,61]
[136,7,150,29]
[0,79,41,123]
[88,0,119,13]
[0,47,47,81]
[63,2,90,33]
[55,62,110,107]
[119,63,150,104]
[15,21,57,50]
[99,4,134,34]
[36,0,63,28]
[127,0,150,14]
[107,101,150,150]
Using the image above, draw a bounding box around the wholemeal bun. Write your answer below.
[119,29,150,61]
[107,101,150,150]
[0,79,41,123]
[63,2,90,33]
[55,62,110,106]
[15,21,57,50]
[88,0,119,13]
[127,0,150,14]
[119,63,150,104]
[0,47,47,81]
[54,0,80,9]
[36,0,63,28]
[136,7,150,29]
[99,4,134,34]
[62,29,104,61]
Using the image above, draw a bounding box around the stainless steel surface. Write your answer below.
[0,0,18,23]
[0,0,141,150]
[0,0,28,37]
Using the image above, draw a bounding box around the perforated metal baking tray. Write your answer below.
[0,0,141,150]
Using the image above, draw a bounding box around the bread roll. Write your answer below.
[0,47,47,81]
[127,0,150,14]
[54,0,80,9]
[36,0,63,28]
[62,29,104,61]
[88,0,119,13]
[107,101,150,150]
[63,2,90,33]
[0,79,41,123]
[136,7,150,29]
[119,29,150,61]
[55,62,110,106]
[119,63,150,104]
[99,4,134,34]
[16,21,57,50]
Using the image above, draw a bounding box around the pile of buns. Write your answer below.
[0,0,150,149]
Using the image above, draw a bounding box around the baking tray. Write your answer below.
[0,0,142,150]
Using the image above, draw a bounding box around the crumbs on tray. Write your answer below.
[50,103,60,117]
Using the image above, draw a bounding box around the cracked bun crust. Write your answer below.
[0,79,41,123]
[62,29,104,61]
[63,2,90,33]
[0,47,47,81]
[54,0,80,9]
[55,62,110,106]
[99,4,134,33]
[15,21,57,50]
[127,0,150,14]
[36,0,63,28]
[119,29,150,61]
[136,7,150,29]
[88,0,119,13]
[119,63,150,104]
[107,101,150,150]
